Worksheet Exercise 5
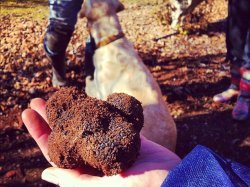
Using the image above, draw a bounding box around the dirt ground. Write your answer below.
[0,0,249,186]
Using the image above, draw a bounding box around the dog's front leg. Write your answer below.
[85,75,100,98]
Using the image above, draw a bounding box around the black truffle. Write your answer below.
[46,87,144,175]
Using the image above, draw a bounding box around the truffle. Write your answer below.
[46,87,144,175]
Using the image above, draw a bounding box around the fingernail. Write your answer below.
[42,170,59,185]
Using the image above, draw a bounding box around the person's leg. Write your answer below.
[44,0,83,86]
[213,0,250,103]
[230,0,250,120]
[233,68,250,120]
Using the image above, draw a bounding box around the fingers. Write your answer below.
[22,109,52,164]
[42,167,101,187]
[30,98,48,123]
[42,167,81,186]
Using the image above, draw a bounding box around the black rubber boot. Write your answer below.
[84,35,96,79]
[44,23,73,87]
[49,53,67,87]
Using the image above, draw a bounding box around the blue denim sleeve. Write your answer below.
[161,145,250,187]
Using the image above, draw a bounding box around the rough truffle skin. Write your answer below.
[46,87,144,176]
[107,93,144,131]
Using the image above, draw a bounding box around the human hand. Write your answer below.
[22,98,181,187]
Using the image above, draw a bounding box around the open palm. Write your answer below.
[22,98,180,187]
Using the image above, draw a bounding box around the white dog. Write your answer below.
[169,0,205,28]
[80,0,177,151]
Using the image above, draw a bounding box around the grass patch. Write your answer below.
[0,0,159,20]
[0,0,49,20]
[121,0,159,6]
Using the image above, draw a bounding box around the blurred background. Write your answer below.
[0,0,249,186]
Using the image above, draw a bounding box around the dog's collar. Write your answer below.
[96,32,125,48]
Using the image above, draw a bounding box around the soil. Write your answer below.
[46,88,143,176]
[0,0,249,186]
